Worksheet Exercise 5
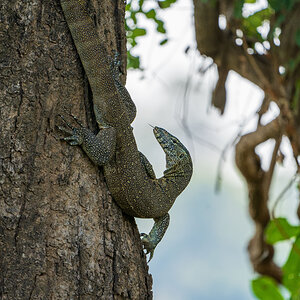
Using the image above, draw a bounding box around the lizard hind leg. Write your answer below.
[108,50,137,124]
[141,213,170,262]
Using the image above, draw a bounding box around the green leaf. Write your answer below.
[131,11,137,24]
[145,9,156,19]
[138,0,144,9]
[158,0,177,9]
[131,39,137,48]
[282,237,300,297]
[252,277,284,300]
[242,7,274,42]
[155,19,166,33]
[131,27,147,38]
[245,0,256,2]
[159,38,168,45]
[127,52,140,69]
[248,7,273,25]
[265,218,300,244]
[125,3,131,11]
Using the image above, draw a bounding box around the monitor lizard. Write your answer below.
[58,0,193,261]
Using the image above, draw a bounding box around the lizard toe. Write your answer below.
[141,234,156,262]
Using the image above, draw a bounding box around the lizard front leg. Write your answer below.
[58,114,116,166]
[141,213,170,262]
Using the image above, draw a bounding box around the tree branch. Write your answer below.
[235,116,283,282]
[193,0,221,60]
[193,0,274,91]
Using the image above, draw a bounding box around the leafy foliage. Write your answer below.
[125,0,300,70]
[233,0,300,66]
[255,217,300,299]
[242,7,273,43]
[125,0,177,69]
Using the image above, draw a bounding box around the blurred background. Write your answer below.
[126,0,298,298]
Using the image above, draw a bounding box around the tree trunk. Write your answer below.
[0,0,152,299]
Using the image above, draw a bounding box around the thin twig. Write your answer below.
[271,173,299,219]
[265,134,282,191]
[177,50,196,156]
[242,36,272,90]
[215,134,240,192]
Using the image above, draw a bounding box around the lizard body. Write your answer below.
[59,0,193,260]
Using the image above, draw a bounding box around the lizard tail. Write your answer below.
[60,0,127,126]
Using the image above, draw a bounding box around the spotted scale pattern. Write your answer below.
[60,0,130,127]
[59,0,193,260]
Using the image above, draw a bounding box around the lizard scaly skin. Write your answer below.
[58,0,193,261]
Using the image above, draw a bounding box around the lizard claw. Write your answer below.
[112,50,121,68]
[57,125,73,135]
[140,233,155,262]
[58,114,84,146]
[69,113,84,127]
[59,114,74,130]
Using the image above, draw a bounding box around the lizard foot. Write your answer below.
[140,214,170,262]
[58,114,86,146]
[140,233,155,262]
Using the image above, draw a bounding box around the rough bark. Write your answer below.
[0,0,152,299]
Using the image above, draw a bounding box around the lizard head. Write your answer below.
[153,126,193,177]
